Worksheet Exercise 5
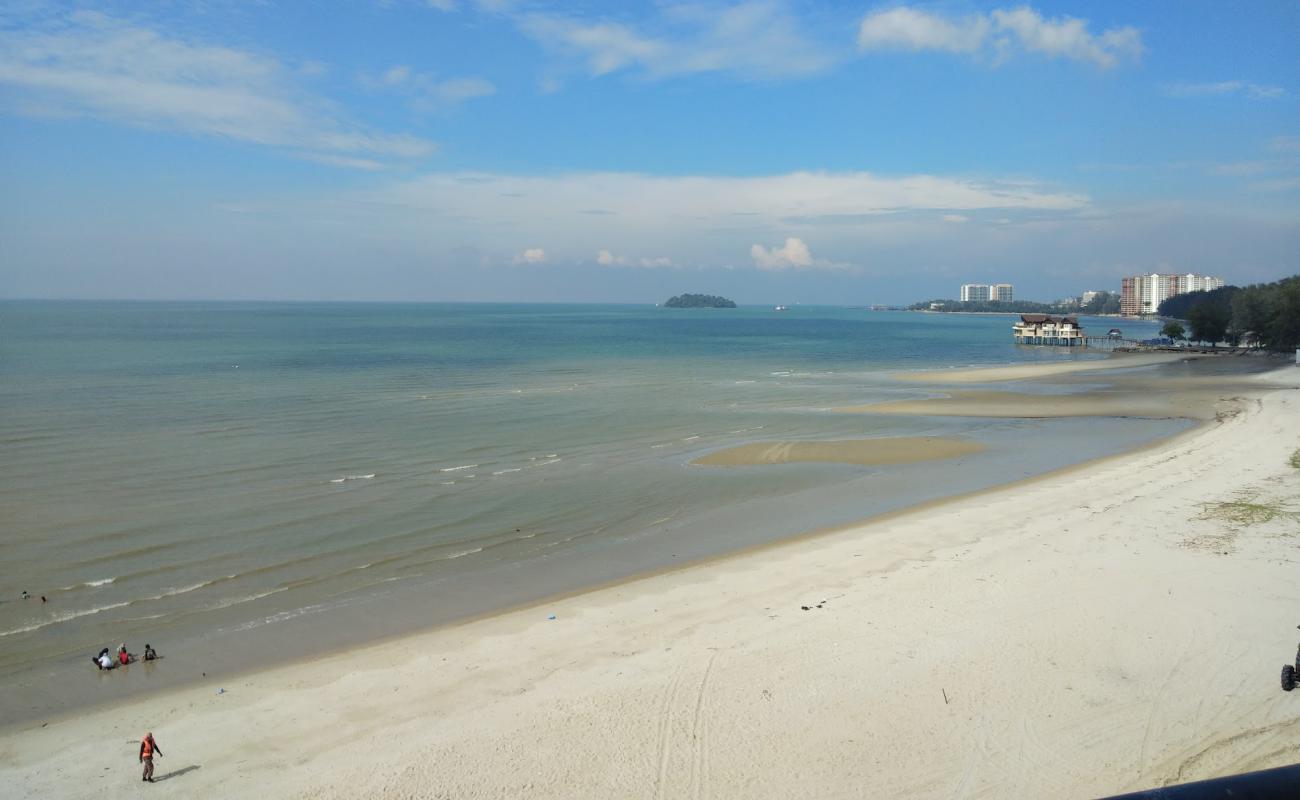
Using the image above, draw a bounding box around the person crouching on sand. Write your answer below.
[140,732,162,782]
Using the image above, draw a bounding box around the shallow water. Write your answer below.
[0,302,1175,721]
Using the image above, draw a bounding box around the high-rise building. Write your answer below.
[960,283,1013,302]
[1119,273,1225,316]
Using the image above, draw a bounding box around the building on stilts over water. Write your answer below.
[1012,314,1085,346]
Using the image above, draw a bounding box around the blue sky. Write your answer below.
[1,0,1297,304]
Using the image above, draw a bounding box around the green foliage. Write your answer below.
[1187,299,1231,345]
[1197,493,1300,526]
[663,293,736,308]
[1289,449,1300,470]
[1080,291,1121,315]
[1161,274,1300,351]
[911,299,1071,314]
[1160,320,1185,340]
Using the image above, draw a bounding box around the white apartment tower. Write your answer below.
[960,283,1014,302]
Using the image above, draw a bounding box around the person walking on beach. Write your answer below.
[139,732,162,782]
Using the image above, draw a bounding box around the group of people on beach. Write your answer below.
[93,643,157,670]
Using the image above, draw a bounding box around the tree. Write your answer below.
[1160,320,1185,341]
[1187,300,1229,345]
[1229,286,1271,347]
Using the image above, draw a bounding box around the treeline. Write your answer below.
[910,291,1120,315]
[1157,274,1300,349]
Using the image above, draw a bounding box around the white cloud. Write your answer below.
[858,5,1141,68]
[596,248,623,265]
[517,1,834,81]
[514,247,547,263]
[751,237,814,270]
[1164,81,1286,99]
[942,214,970,223]
[597,249,675,268]
[857,7,989,53]
[426,0,458,10]
[0,11,435,166]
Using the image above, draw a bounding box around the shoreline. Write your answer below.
[0,358,1211,730]
[3,365,1298,797]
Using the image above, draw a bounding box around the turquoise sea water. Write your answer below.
[0,302,1171,720]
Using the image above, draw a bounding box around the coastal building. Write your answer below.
[1119,272,1225,316]
[1012,314,1085,346]
[1081,290,1105,305]
[960,283,1014,302]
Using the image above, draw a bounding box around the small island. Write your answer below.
[663,293,736,308]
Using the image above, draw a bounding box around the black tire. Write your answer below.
[1283,664,1296,692]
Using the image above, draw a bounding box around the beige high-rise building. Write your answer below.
[1119,273,1225,316]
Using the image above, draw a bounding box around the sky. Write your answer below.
[1,1,1297,305]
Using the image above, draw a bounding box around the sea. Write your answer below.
[0,301,1173,722]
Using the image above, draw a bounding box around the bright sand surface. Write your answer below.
[895,351,1191,384]
[3,366,1300,799]
[691,437,987,467]
[840,389,1234,421]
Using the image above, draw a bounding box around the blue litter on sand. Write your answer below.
[547,614,556,620]
[216,688,225,694]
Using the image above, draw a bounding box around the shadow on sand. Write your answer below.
[152,764,200,783]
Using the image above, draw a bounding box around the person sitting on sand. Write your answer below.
[97,651,113,670]
[143,644,157,661]
[118,644,132,666]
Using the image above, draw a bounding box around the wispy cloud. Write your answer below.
[0,10,435,166]
[349,169,1088,270]
[362,64,496,109]
[1164,80,1286,99]
[515,1,835,81]
[857,5,1142,68]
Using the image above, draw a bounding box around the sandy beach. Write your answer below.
[3,361,1299,799]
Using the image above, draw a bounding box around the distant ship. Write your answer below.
[774,305,789,312]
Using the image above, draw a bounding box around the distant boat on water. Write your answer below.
[774,305,789,312]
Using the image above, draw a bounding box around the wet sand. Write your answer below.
[894,351,1190,383]
[691,437,986,467]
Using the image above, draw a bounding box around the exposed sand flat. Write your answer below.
[896,351,1191,384]
[691,437,986,467]
[839,388,1236,420]
[3,370,1299,799]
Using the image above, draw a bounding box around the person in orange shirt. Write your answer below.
[139,732,162,782]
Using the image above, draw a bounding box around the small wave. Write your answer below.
[58,577,116,590]
[682,435,700,442]
[734,380,757,384]
[492,468,521,476]
[651,443,670,449]
[442,547,484,560]
[440,464,478,473]
[204,587,288,612]
[329,473,376,483]
[142,575,237,602]
[530,458,561,467]
[0,601,132,638]
[770,371,792,376]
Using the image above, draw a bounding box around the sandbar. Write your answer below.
[691,437,986,467]
[895,351,1191,383]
